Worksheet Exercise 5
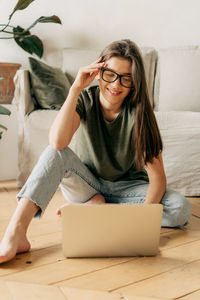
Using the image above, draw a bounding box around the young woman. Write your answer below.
[0,39,191,264]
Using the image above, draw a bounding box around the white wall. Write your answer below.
[0,0,200,68]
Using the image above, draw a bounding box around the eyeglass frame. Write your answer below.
[100,67,134,88]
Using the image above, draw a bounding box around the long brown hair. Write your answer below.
[100,39,162,170]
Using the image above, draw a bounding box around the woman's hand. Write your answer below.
[144,153,166,204]
[72,57,105,91]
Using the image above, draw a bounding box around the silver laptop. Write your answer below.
[61,204,163,258]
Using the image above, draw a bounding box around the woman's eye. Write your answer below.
[105,72,115,78]
[123,77,132,83]
[121,76,133,87]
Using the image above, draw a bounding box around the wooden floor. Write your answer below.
[0,181,200,300]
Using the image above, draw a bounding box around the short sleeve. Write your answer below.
[75,86,98,120]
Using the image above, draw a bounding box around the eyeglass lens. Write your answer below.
[102,69,133,88]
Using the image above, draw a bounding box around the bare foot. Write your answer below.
[0,197,39,264]
[0,229,30,264]
[56,194,105,216]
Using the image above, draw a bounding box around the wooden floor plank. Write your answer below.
[60,287,171,300]
[0,180,18,188]
[0,244,63,277]
[179,289,200,299]
[0,218,61,237]
[187,197,200,206]
[60,286,122,300]
[187,197,200,217]
[53,239,200,291]
[187,214,200,230]
[114,260,200,299]
[1,256,133,285]
[122,296,172,300]
[0,195,17,220]
[0,280,13,300]
[4,281,67,300]
[192,204,200,217]
[29,231,62,250]
[160,216,200,250]
[0,281,170,300]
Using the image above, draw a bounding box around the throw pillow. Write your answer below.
[28,57,71,110]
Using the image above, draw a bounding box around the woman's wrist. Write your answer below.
[70,83,83,96]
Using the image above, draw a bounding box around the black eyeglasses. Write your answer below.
[101,67,134,88]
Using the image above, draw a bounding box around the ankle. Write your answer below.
[5,198,38,237]
[5,220,27,239]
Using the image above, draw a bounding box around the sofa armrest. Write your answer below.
[13,69,34,118]
[12,70,35,187]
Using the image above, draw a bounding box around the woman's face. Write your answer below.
[98,56,133,109]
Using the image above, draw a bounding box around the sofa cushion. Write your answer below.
[62,47,157,106]
[155,111,200,196]
[154,46,200,111]
[28,57,71,110]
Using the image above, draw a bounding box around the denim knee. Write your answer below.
[175,194,192,226]
[161,190,192,227]
[17,145,102,218]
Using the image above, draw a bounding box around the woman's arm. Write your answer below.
[144,152,167,204]
[49,58,104,150]
[49,87,81,150]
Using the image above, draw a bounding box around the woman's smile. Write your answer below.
[106,87,122,96]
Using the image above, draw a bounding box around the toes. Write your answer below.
[56,203,72,216]
[56,208,61,216]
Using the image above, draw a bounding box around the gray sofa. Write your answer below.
[13,46,200,196]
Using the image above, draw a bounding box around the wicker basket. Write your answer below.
[0,62,21,104]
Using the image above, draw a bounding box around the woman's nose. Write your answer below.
[111,77,121,88]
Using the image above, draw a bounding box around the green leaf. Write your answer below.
[13,26,43,58]
[26,15,62,32]
[37,15,62,24]
[9,0,35,19]
[0,124,8,130]
[0,105,10,139]
[0,105,11,116]
[13,26,32,55]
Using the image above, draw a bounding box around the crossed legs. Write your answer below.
[0,145,192,264]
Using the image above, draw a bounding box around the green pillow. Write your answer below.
[28,57,71,110]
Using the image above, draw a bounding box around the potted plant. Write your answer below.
[0,102,11,139]
[0,0,62,103]
[0,0,62,58]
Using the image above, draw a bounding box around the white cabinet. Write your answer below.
[0,104,18,180]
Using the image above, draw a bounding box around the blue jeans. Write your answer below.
[17,145,192,227]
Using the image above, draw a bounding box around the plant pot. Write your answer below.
[0,62,21,104]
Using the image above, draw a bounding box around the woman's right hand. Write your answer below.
[72,57,105,91]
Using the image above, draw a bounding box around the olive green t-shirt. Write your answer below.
[74,86,148,182]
